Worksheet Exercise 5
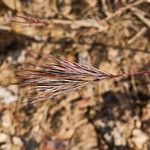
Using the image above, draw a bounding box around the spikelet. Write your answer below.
[16,54,150,110]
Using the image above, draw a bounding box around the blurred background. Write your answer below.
[0,0,150,150]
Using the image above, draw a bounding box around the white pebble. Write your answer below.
[0,133,9,143]
[132,129,149,149]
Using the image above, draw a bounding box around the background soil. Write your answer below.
[0,0,150,150]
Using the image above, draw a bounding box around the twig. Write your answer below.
[101,0,112,16]
[128,27,147,44]
[14,13,107,32]
[100,0,146,23]
[131,7,150,28]
[130,7,147,16]
[13,0,146,35]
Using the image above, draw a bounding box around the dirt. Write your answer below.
[0,0,149,150]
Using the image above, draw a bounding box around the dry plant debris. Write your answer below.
[16,53,149,110]
[0,0,150,150]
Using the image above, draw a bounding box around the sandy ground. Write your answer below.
[0,0,150,150]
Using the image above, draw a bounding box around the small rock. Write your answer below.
[2,111,12,128]
[112,128,126,146]
[135,119,141,128]
[12,136,23,146]
[0,133,9,143]
[0,86,17,103]
[0,133,11,150]
[104,133,111,143]
[108,48,119,61]
[0,143,12,150]
[17,50,26,63]
[78,50,91,65]
[132,129,149,149]
[12,136,24,150]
